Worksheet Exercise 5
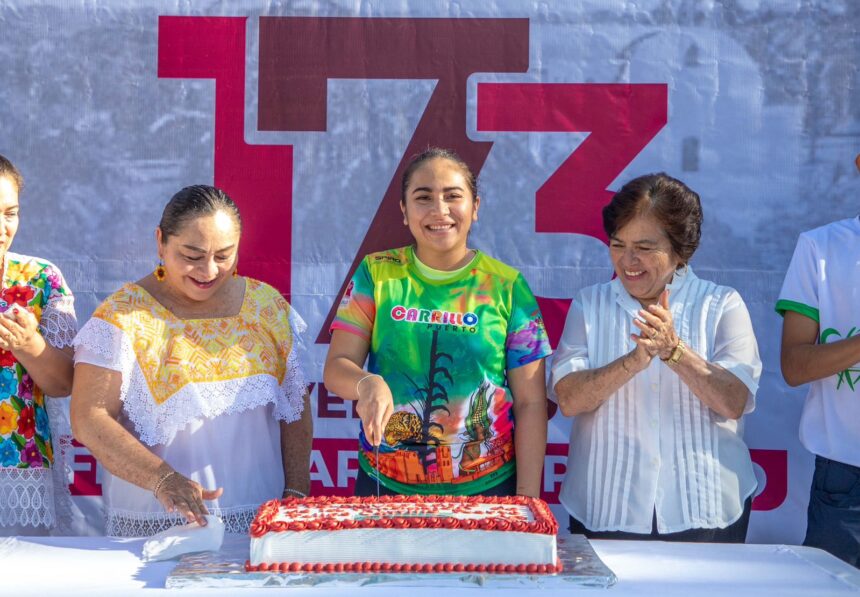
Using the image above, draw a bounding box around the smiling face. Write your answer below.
[157,209,239,303]
[0,176,20,263]
[400,157,480,269]
[609,212,682,306]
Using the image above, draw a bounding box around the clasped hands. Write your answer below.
[0,307,41,354]
[629,289,680,367]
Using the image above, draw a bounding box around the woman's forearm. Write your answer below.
[71,365,169,493]
[323,355,370,401]
[513,399,546,497]
[554,350,647,417]
[669,347,749,419]
[72,406,168,492]
[14,337,74,397]
[281,393,313,495]
[508,360,548,498]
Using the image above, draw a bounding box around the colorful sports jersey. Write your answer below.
[332,246,551,495]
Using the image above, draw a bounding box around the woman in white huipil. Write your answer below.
[70,185,312,537]
[550,173,761,542]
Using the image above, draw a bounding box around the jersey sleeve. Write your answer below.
[504,274,552,370]
[330,257,377,341]
[775,233,820,322]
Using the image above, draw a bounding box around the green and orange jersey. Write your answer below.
[331,246,551,495]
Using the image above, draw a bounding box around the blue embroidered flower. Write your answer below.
[35,407,50,439]
[0,368,15,396]
[0,437,19,467]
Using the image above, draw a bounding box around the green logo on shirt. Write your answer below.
[821,326,860,391]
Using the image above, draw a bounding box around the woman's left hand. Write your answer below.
[0,307,40,354]
[632,289,679,360]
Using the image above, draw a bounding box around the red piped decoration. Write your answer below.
[249,494,559,538]
[247,494,562,575]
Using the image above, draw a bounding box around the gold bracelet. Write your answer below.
[355,373,381,400]
[282,488,307,499]
[153,470,177,499]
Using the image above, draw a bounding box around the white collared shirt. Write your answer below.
[550,269,761,533]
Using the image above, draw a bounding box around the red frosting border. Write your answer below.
[249,495,559,538]
[245,560,564,575]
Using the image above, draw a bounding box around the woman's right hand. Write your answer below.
[154,468,223,526]
[355,375,394,447]
[625,342,653,374]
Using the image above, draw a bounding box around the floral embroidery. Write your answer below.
[22,438,42,468]
[0,350,15,368]
[17,405,35,439]
[1,284,35,307]
[0,402,16,435]
[0,437,17,466]
[0,254,73,470]
[93,280,294,406]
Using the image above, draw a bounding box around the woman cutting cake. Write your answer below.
[324,148,551,498]
[70,185,312,535]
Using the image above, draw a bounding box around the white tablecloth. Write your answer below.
[1,534,858,596]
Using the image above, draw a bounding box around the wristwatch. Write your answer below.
[662,340,686,365]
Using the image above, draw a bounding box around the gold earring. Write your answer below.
[154,261,166,282]
[232,267,238,278]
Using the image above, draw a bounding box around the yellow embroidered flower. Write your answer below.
[0,401,17,435]
[7,261,42,285]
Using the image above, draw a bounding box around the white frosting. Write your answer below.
[249,501,557,567]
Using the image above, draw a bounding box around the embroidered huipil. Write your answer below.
[332,246,551,495]
[0,253,76,529]
[550,269,761,533]
[73,279,307,537]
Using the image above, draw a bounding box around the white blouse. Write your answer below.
[73,280,308,537]
[550,269,761,534]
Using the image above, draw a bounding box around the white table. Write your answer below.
[2,534,858,596]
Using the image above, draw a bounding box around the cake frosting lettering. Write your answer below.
[245,495,562,574]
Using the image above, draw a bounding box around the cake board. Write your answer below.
[165,533,617,589]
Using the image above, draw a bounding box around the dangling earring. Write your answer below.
[154,261,166,282]
[232,267,239,278]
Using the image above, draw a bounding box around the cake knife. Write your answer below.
[374,444,380,499]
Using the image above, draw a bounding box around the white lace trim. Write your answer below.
[46,397,77,535]
[40,294,77,349]
[0,467,55,528]
[105,504,258,537]
[74,318,307,446]
[275,347,307,424]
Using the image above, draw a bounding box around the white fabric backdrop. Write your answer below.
[0,0,857,544]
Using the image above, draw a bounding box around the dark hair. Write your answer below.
[602,173,703,264]
[0,154,24,192]
[158,185,242,242]
[401,147,478,203]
